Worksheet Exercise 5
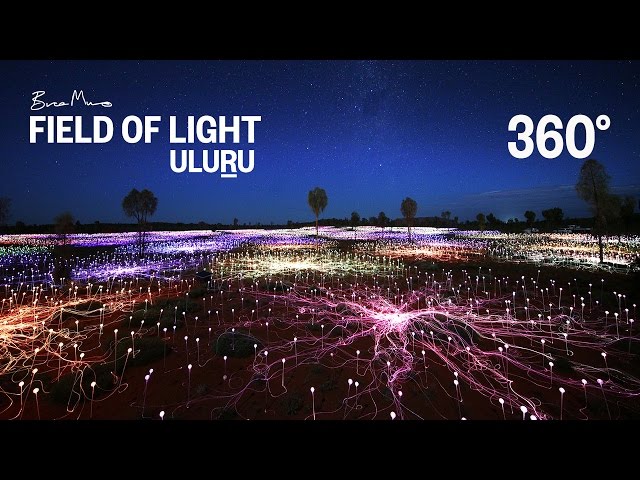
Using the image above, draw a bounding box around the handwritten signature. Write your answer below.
[31,90,112,110]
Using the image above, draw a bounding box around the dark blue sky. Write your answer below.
[2,60,639,225]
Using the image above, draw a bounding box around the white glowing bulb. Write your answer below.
[310,387,315,393]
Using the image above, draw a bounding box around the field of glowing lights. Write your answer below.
[1,226,639,420]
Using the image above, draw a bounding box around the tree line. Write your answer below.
[0,189,158,258]
[305,159,638,263]
[0,159,637,265]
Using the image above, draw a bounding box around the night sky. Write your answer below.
[1,60,639,226]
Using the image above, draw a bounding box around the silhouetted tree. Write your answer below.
[307,187,328,237]
[476,213,486,232]
[541,207,564,231]
[441,210,451,220]
[377,211,388,235]
[53,211,75,284]
[486,213,502,229]
[54,212,75,246]
[400,197,418,241]
[575,159,611,263]
[233,218,239,227]
[350,211,360,239]
[524,210,536,227]
[122,188,158,257]
[0,197,10,226]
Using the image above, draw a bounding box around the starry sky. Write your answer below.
[1,60,639,225]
